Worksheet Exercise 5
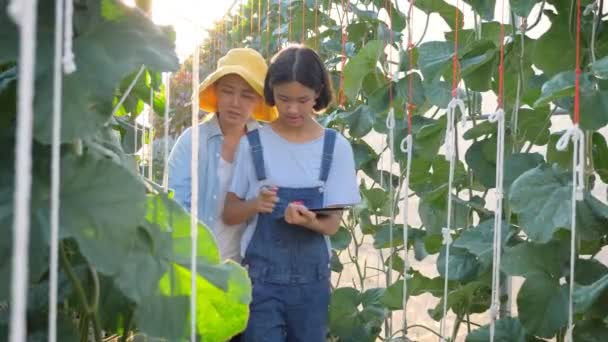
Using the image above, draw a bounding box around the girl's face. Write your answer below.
[273,81,318,128]
[215,74,261,127]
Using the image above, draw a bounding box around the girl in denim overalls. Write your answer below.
[223,46,360,341]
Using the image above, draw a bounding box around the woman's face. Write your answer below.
[215,74,261,127]
[272,81,318,128]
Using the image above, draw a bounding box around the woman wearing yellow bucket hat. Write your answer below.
[168,48,277,263]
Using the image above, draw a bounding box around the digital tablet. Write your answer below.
[308,206,349,213]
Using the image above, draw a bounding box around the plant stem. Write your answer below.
[451,314,463,342]
[119,307,135,342]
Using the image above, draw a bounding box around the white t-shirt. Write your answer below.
[229,125,361,258]
[213,157,246,262]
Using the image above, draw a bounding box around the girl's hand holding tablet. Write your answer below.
[284,202,318,226]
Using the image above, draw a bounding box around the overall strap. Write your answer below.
[319,129,337,182]
[246,129,267,181]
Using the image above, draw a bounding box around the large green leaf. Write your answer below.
[573,273,608,314]
[380,271,446,309]
[466,317,529,342]
[329,287,386,342]
[343,105,375,138]
[510,0,542,17]
[509,164,608,243]
[591,55,608,79]
[419,194,470,235]
[159,262,251,342]
[453,220,512,269]
[532,11,576,76]
[436,246,481,282]
[417,41,454,82]
[415,0,464,30]
[517,107,552,146]
[33,2,179,143]
[343,40,384,101]
[430,280,491,320]
[501,240,568,279]
[592,132,608,183]
[573,319,608,342]
[464,0,496,20]
[533,70,592,108]
[517,274,568,338]
[146,194,221,265]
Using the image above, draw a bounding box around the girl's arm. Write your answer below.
[284,204,341,235]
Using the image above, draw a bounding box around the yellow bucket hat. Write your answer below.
[199,48,277,122]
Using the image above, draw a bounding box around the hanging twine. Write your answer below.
[289,0,292,41]
[301,0,305,43]
[62,0,76,73]
[190,26,201,342]
[163,72,171,192]
[314,0,319,49]
[439,1,463,339]
[489,0,507,339]
[8,0,39,341]
[338,0,348,107]
[148,87,155,181]
[399,0,417,336]
[386,105,396,335]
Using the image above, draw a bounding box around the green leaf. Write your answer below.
[415,0,464,30]
[413,118,446,162]
[509,164,608,243]
[329,287,386,342]
[437,246,481,282]
[592,132,608,183]
[501,240,568,279]
[380,271,446,309]
[419,194,470,235]
[503,153,545,190]
[517,107,552,146]
[532,11,576,76]
[417,41,454,81]
[590,55,608,79]
[466,139,497,189]
[372,224,405,249]
[331,226,352,251]
[343,40,384,101]
[533,70,590,108]
[343,105,375,138]
[467,317,533,342]
[574,273,608,314]
[33,4,179,143]
[135,294,189,340]
[573,319,608,342]
[331,250,344,273]
[351,139,377,169]
[423,79,452,108]
[464,0,496,20]
[517,275,568,338]
[146,194,221,265]
[361,187,390,216]
[510,0,542,17]
[430,280,491,320]
[453,220,512,268]
[159,262,251,341]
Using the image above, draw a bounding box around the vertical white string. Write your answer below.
[141,108,147,177]
[8,1,38,341]
[190,35,201,342]
[163,72,171,192]
[439,97,466,341]
[556,125,585,342]
[62,0,76,74]
[148,87,154,181]
[488,108,505,341]
[399,134,413,335]
[48,0,66,341]
[386,107,395,335]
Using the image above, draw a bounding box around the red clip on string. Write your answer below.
[388,0,393,105]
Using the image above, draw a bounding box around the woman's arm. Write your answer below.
[222,187,279,225]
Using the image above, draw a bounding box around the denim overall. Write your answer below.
[242,129,336,342]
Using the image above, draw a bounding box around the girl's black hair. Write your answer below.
[264,45,333,111]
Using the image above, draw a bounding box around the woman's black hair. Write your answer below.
[263,45,334,111]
